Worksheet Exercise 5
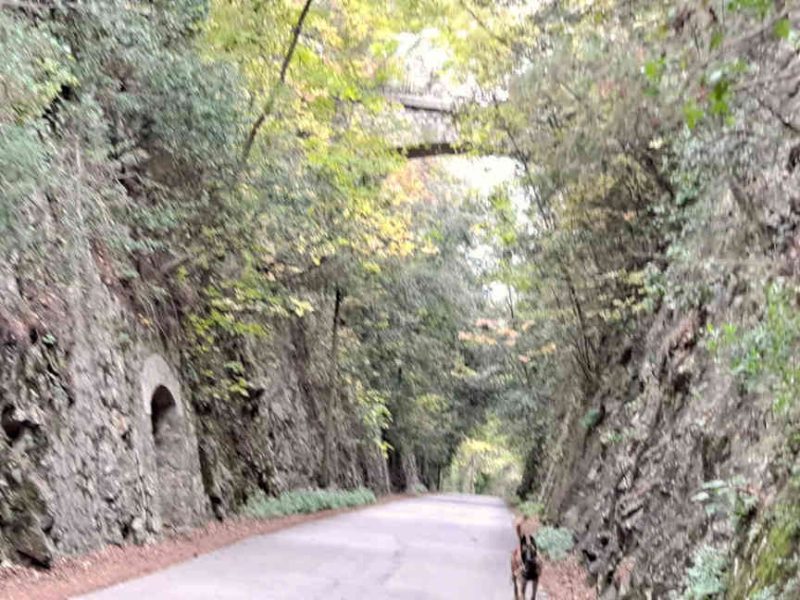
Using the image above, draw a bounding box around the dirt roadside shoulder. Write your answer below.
[0,494,410,600]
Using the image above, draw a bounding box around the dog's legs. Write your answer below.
[530,579,538,600]
[512,575,522,600]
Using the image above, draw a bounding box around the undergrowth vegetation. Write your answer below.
[534,527,575,562]
[242,488,377,520]
[681,546,728,600]
[516,500,544,519]
[707,282,800,412]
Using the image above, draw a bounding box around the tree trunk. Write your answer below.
[321,286,343,487]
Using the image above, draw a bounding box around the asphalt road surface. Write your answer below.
[79,494,517,600]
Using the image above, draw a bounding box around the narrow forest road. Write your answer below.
[78,494,516,600]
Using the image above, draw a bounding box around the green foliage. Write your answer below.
[706,282,800,412]
[0,11,73,234]
[0,124,49,231]
[683,101,704,131]
[445,417,521,497]
[580,408,602,431]
[353,382,392,457]
[682,546,728,599]
[750,587,777,600]
[534,527,575,561]
[601,430,625,446]
[517,500,543,519]
[747,499,800,594]
[728,0,774,19]
[774,19,792,41]
[242,488,376,520]
[690,477,758,532]
[0,12,74,122]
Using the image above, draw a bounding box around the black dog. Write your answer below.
[511,520,541,599]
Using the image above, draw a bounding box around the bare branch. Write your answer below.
[458,0,514,50]
[241,0,314,163]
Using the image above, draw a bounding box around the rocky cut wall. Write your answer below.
[0,0,398,569]
[191,312,392,519]
[0,190,391,567]
[0,195,208,567]
[537,161,800,596]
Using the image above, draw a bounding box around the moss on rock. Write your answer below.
[729,482,800,599]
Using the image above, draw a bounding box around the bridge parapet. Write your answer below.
[378,89,463,158]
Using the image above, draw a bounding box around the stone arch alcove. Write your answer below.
[140,354,205,529]
[150,385,180,469]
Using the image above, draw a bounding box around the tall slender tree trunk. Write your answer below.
[241,0,314,163]
[557,262,597,387]
[506,285,515,321]
[321,286,343,487]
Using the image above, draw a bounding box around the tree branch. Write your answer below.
[241,0,314,163]
[458,0,514,50]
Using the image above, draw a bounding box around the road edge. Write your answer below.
[0,494,412,600]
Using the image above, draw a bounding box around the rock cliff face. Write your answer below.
[538,180,800,597]
[0,193,389,567]
[0,225,207,565]
[551,307,771,597]
[193,317,392,521]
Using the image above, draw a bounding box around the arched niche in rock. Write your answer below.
[140,354,198,528]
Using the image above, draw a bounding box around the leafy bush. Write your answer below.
[601,430,625,446]
[682,545,728,599]
[242,488,377,520]
[518,500,543,518]
[534,526,575,561]
[0,12,73,235]
[690,478,757,532]
[749,587,776,600]
[580,408,602,431]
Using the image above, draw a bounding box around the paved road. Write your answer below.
[79,494,516,600]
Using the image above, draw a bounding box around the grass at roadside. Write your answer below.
[242,487,377,519]
[535,526,575,561]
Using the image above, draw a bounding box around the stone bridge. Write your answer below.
[384,91,462,159]
[381,32,471,159]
